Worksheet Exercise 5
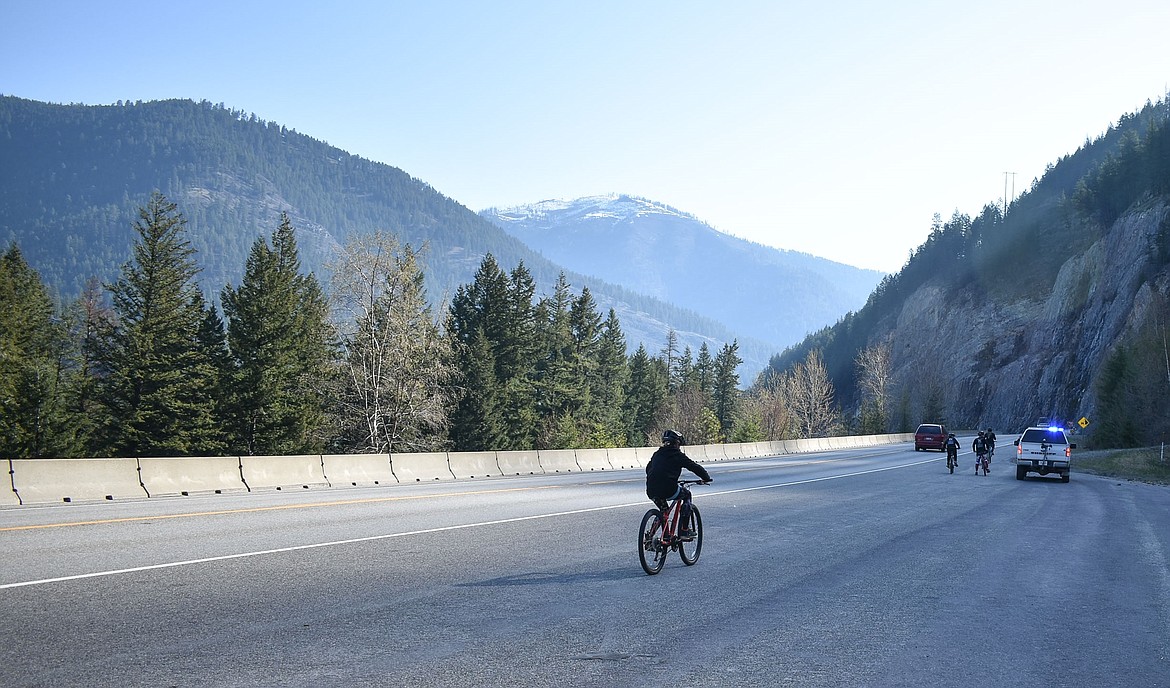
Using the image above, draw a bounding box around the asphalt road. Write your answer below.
[2,443,1168,687]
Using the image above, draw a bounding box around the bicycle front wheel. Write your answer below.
[678,506,703,566]
[638,509,667,575]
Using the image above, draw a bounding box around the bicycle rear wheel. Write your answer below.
[638,509,667,575]
[678,506,703,566]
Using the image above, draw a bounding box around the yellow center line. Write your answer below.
[0,485,562,532]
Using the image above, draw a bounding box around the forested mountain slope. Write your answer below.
[481,195,884,349]
[766,96,1170,445]
[0,96,776,374]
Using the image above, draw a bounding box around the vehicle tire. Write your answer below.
[638,509,667,575]
[679,506,703,566]
[1062,473,1070,483]
[1016,466,1026,480]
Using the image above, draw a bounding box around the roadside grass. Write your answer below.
[1073,446,1170,485]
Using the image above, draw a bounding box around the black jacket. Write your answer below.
[645,444,711,500]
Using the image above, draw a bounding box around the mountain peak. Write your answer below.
[481,196,884,349]
[488,194,696,229]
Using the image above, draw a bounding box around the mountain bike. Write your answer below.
[975,449,989,476]
[638,480,705,575]
[946,447,958,473]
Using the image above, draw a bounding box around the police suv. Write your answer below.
[1013,426,1077,482]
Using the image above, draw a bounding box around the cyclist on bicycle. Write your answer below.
[646,430,712,537]
[972,431,989,475]
[945,432,960,466]
[985,428,997,463]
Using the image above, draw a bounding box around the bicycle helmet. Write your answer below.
[662,429,685,446]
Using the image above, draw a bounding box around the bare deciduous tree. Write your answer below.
[787,349,840,438]
[330,233,455,453]
[747,373,796,441]
[856,338,893,433]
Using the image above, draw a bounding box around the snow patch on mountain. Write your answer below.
[488,194,696,229]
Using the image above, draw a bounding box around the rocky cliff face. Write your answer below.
[889,200,1169,433]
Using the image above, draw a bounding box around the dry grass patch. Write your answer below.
[1074,446,1170,485]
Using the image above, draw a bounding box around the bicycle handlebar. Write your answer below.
[679,479,710,486]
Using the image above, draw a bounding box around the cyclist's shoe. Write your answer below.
[678,528,695,540]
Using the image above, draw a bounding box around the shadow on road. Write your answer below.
[457,567,638,587]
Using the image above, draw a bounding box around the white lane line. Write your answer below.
[1,457,936,590]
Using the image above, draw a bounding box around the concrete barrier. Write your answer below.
[789,438,813,453]
[607,447,640,469]
[139,456,246,496]
[634,446,658,465]
[496,450,543,476]
[448,451,502,479]
[11,457,147,504]
[392,452,454,481]
[702,444,727,461]
[723,443,746,460]
[240,454,328,491]
[575,448,613,471]
[684,444,708,462]
[3,460,20,506]
[322,453,396,486]
[538,449,580,473]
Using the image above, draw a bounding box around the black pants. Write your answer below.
[651,486,693,525]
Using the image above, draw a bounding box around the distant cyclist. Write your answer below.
[945,432,960,471]
[646,430,712,537]
[985,428,997,462]
[972,431,989,475]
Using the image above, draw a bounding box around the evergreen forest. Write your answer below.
[2,192,844,458]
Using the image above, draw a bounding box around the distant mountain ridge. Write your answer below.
[0,96,783,378]
[766,95,1170,440]
[482,194,885,349]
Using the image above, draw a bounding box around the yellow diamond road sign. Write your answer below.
[1078,417,1090,429]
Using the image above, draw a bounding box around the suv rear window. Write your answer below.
[1020,429,1067,444]
[916,425,943,434]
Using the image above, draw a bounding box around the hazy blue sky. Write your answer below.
[3,1,1168,271]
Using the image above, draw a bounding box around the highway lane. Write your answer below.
[2,443,1168,687]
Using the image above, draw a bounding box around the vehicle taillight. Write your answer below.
[1017,445,1023,456]
[1065,446,1071,458]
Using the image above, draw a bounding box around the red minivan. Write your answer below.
[914,423,947,451]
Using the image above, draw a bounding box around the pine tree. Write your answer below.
[498,263,540,449]
[63,277,115,455]
[534,274,578,447]
[0,244,71,457]
[94,193,222,457]
[196,306,231,453]
[712,340,743,439]
[624,344,667,446]
[694,343,715,406]
[662,328,681,392]
[448,255,521,451]
[448,326,506,451]
[590,308,629,445]
[222,214,333,455]
[568,286,603,421]
[1094,345,1139,447]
